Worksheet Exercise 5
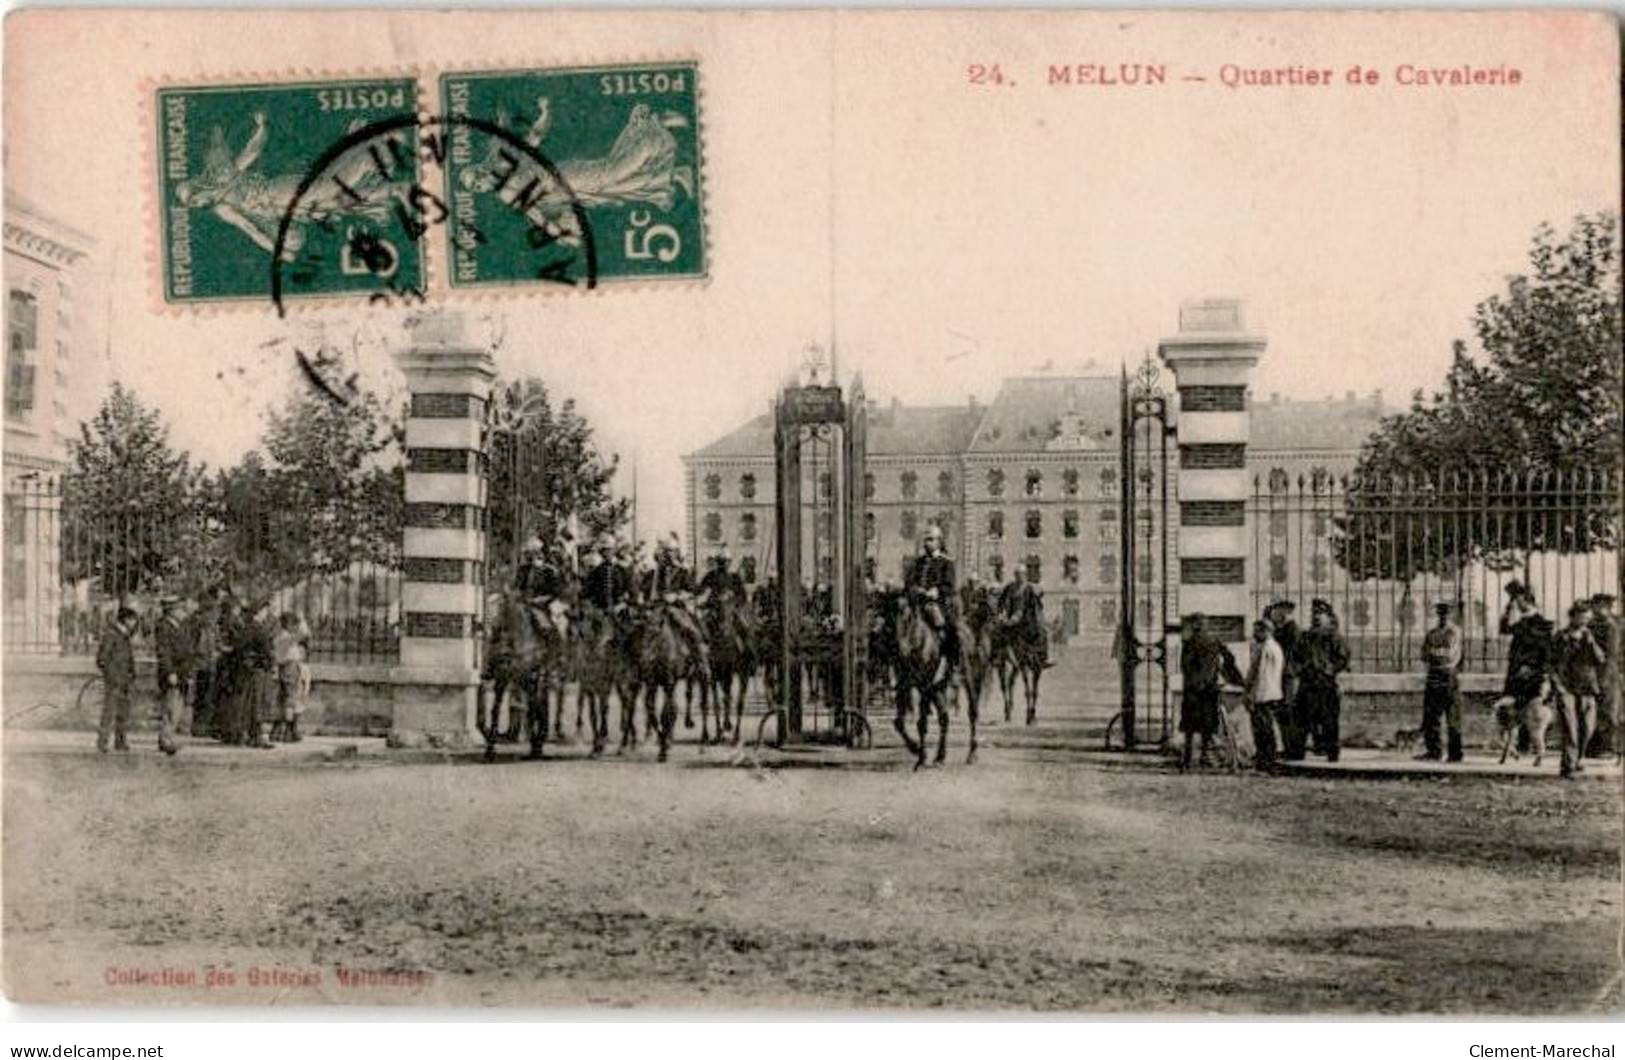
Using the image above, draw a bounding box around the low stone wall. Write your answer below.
[3,655,394,736]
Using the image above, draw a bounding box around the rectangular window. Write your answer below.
[7,289,39,421]
[1062,509,1079,539]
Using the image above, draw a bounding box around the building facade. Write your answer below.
[684,374,1387,643]
[4,195,106,649]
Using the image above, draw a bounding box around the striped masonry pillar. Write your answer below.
[390,333,495,749]
[1158,299,1266,664]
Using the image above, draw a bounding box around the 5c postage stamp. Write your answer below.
[440,62,707,288]
[155,78,425,305]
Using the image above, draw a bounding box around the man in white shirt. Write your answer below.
[1245,618,1287,769]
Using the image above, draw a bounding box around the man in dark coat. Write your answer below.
[905,523,960,671]
[1419,601,1465,762]
[1585,593,1618,757]
[1179,612,1245,770]
[1265,600,1306,759]
[583,533,634,613]
[152,595,189,756]
[1551,601,1606,778]
[1299,598,1351,762]
[1500,581,1553,755]
[698,547,747,607]
[997,565,1050,668]
[96,606,139,753]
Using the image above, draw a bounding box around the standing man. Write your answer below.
[1500,581,1553,753]
[1298,599,1351,763]
[1179,613,1245,771]
[1266,600,1306,759]
[1585,593,1618,758]
[95,606,139,754]
[1244,618,1287,770]
[1551,601,1605,778]
[188,589,222,738]
[152,595,188,756]
[905,523,960,673]
[1419,601,1465,762]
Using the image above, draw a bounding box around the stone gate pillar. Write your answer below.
[1158,299,1266,661]
[389,316,495,748]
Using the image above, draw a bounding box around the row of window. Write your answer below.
[700,467,1124,502]
[699,507,1146,546]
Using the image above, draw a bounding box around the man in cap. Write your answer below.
[1551,600,1606,778]
[905,523,960,673]
[515,534,567,603]
[1179,613,1245,771]
[1500,580,1553,754]
[1244,617,1287,769]
[152,595,189,756]
[1419,601,1465,762]
[648,533,708,660]
[1585,593,1618,757]
[1264,600,1306,759]
[96,606,140,754]
[1298,598,1350,762]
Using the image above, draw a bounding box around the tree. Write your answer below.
[61,383,203,600]
[1337,212,1622,581]
[255,386,405,586]
[486,376,629,582]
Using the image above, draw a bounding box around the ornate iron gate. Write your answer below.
[1117,359,1177,749]
[773,376,868,741]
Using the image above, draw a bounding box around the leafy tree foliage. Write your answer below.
[1337,213,1621,581]
[486,376,629,583]
[61,383,203,600]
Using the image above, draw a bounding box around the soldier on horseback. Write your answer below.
[646,533,709,661]
[698,546,748,607]
[997,565,1053,670]
[584,532,635,614]
[905,524,961,674]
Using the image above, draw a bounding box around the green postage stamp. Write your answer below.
[441,62,707,288]
[155,78,423,305]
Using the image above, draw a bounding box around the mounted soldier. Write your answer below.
[583,532,634,614]
[905,523,960,673]
[646,533,708,659]
[698,546,748,607]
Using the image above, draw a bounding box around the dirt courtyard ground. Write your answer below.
[3,726,1620,1013]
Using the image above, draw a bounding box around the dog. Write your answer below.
[1393,728,1420,754]
[1494,679,1555,766]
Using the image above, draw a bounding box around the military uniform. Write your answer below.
[584,554,634,612]
[1552,618,1605,776]
[997,578,1048,666]
[906,549,960,667]
[699,562,747,606]
[96,616,137,753]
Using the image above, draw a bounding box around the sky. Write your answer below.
[5,9,1618,538]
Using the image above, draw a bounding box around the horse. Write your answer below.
[994,583,1049,726]
[481,589,570,762]
[703,591,759,746]
[627,602,696,762]
[956,610,993,763]
[873,587,956,769]
[571,603,621,756]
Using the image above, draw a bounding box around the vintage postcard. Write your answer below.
[1,8,1620,1017]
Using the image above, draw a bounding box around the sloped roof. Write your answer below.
[1250,395,1387,451]
[689,402,982,459]
[967,376,1119,454]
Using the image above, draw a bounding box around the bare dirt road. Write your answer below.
[4,729,1619,1012]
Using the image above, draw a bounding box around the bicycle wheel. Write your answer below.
[75,674,104,729]
[845,712,873,751]
[1103,711,1123,752]
[755,709,782,750]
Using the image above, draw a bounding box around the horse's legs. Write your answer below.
[657,684,677,763]
[1025,666,1041,726]
[934,691,950,765]
[999,662,1016,723]
[551,682,567,740]
[914,690,930,770]
[966,680,979,765]
[893,685,921,759]
[525,679,547,760]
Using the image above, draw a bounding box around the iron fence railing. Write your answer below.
[3,474,402,663]
[1249,464,1621,673]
